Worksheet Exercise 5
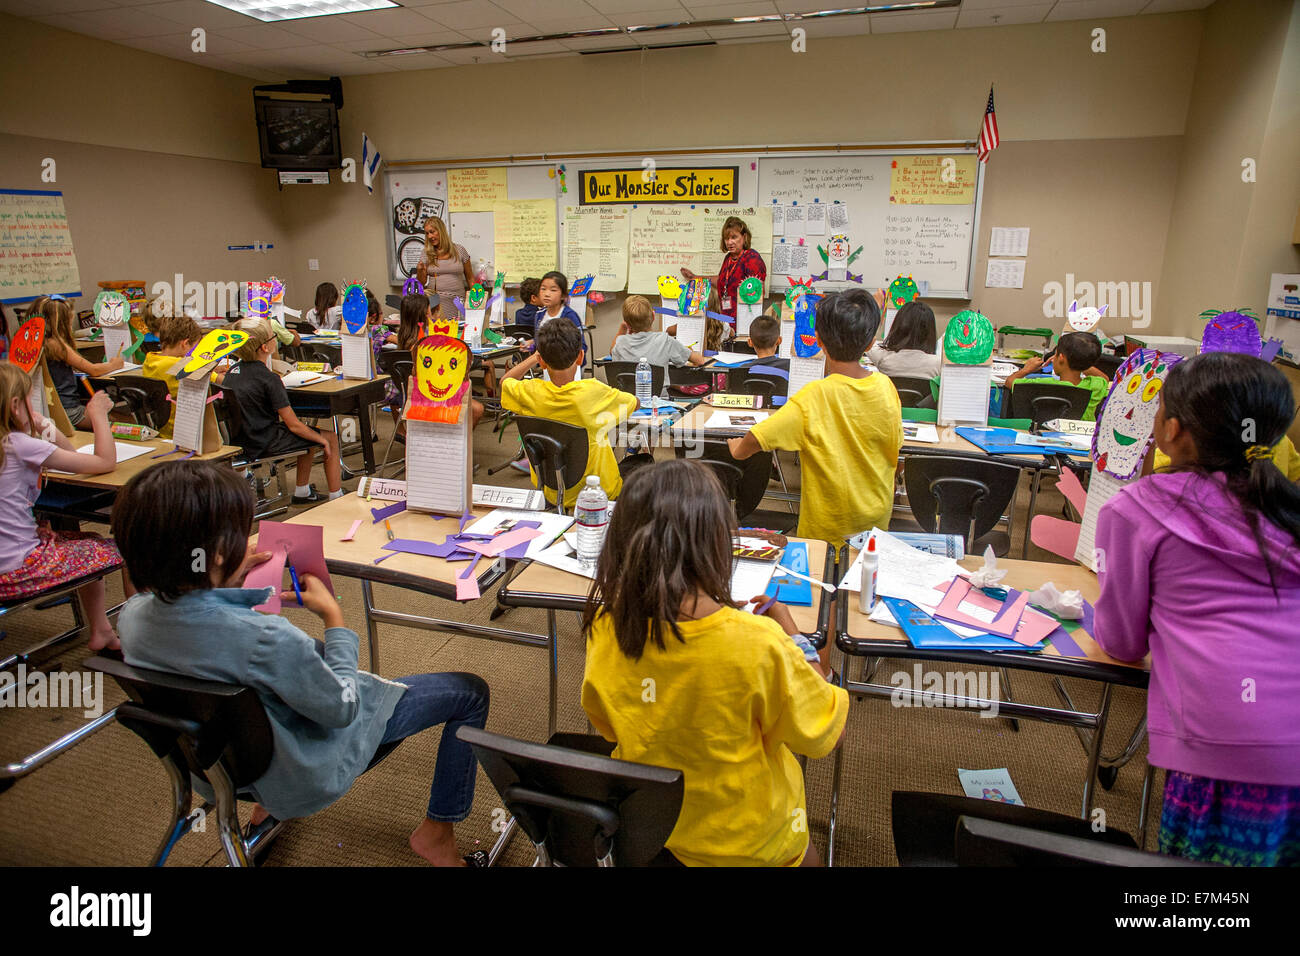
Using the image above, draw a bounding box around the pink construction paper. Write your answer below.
[1056,467,1088,514]
[1030,514,1082,561]
[930,579,1057,646]
[246,546,288,613]
[459,526,542,558]
[341,519,363,541]
[254,521,334,596]
[455,556,482,601]
[931,577,1030,639]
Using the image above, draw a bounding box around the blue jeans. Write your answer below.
[369,672,489,822]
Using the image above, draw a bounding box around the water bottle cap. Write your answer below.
[586,475,600,486]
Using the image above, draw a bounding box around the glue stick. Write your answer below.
[859,535,878,614]
[111,422,157,441]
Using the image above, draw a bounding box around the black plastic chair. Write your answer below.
[888,374,937,410]
[602,361,665,399]
[891,791,1136,867]
[512,415,590,515]
[1094,353,1124,380]
[376,351,413,477]
[677,443,791,529]
[742,372,790,400]
[666,363,715,396]
[112,374,172,432]
[458,726,684,867]
[212,390,298,519]
[902,455,1022,556]
[1008,382,1091,428]
[954,815,1207,867]
[728,341,756,355]
[496,323,536,339]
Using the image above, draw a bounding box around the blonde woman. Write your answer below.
[414,216,474,318]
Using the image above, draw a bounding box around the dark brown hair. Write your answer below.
[536,315,582,369]
[399,293,431,351]
[314,282,339,318]
[155,313,202,349]
[719,216,752,252]
[111,460,254,602]
[748,314,780,350]
[582,460,736,660]
[882,300,936,354]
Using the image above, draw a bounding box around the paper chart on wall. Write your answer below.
[805,203,826,236]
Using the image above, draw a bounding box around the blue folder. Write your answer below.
[881,597,1043,652]
[955,426,1089,458]
[763,542,813,606]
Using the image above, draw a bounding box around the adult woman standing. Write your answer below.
[681,215,766,326]
[415,215,474,318]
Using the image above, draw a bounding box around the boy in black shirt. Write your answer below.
[223,318,342,503]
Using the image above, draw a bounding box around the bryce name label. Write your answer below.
[578,167,739,205]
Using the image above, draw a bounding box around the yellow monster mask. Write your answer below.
[657,275,681,299]
[407,335,470,423]
[182,328,248,375]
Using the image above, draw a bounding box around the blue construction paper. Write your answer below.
[764,542,813,606]
[955,426,1089,458]
[882,597,1042,652]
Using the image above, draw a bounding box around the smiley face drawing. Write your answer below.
[1067,299,1107,333]
[1091,347,1183,479]
[93,290,130,328]
[1199,308,1262,357]
[407,335,471,423]
[10,316,45,373]
[657,275,681,300]
[738,276,763,305]
[943,310,994,365]
[182,328,248,375]
[888,275,919,309]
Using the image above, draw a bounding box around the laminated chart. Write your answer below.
[492,198,557,278]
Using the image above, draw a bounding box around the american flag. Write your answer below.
[977,87,999,163]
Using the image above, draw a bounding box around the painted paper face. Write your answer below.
[1091,348,1182,479]
[492,271,505,293]
[570,275,593,297]
[429,309,458,339]
[677,278,709,316]
[408,335,470,423]
[784,277,816,314]
[465,284,487,310]
[266,276,285,305]
[1067,300,1106,333]
[94,290,129,328]
[246,282,274,322]
[738,277,763,305]
[826,234,851,265]
[183,328,247,373]
[11,316,45,373]
[1199,308,1261,356]
[888,275,919,309]
[793,298,818,358]
[341,282,368,335]
[943,310,994,365]
[657,275,681,299]
[403,276,425,297]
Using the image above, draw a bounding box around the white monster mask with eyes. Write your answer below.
[1091,348,1183,480]
[1067,299,1106,333]
[93,290,130,328]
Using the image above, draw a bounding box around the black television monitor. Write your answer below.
[255,98,341,171]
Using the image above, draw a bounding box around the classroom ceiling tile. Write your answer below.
[275,14,383,42]
[416,0,525,31]
[868,9,959,32]
[957,3,1054,27]
[382,51,455,69]
[142,0,257,31]
[374,29,473,48]
[2,0,120,13]
[426,46,504,64]
[959,0,1056,8]
[772,0,839,13]
[339,6,449,35]
[588,0,689,14]
[31,5,188,39]
[1046,0,1148,21]
[684,0,782,19]
[704,21,788,40]
[1138,0,1213,12]
[561,32,647,50]
[492,0,600,23]
[512,15,618,35]
[213,23,319,49]
[118,28,256,56]
[498,38,572,55]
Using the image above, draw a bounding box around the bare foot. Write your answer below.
[87,628,120,652]
[409,819,466,867]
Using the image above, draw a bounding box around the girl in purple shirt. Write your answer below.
[1095,352,1300,866]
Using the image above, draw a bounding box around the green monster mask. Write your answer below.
[738,277,763,305]
[943,310,994,365]
[888,275,919,309]
[466,284,487,310]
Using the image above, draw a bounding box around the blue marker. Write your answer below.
[751,594,778,616]
[287,556,303,606]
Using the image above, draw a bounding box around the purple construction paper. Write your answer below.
[1201,311,1262,357]
[1046,625,1085,658]
[498,542,532,560]
[1262,338,1283,363]
[459,512,474,532]
[458,556,480,579]
[371,500,407,523]
[1081,598,1096,638]
[383,537,459,558]
[373,552,397,565]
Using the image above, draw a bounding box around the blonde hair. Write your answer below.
[622,295,654,332]
[719,216,752,252]
[0,361,38,472]
[423,216,456,262]
[232,318,274,362]
[705,316,726,351]
[39,298,76,362]
[156,314,202,349]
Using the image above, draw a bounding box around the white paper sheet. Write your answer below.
[827,204,850,230]
[406,416,471,517]
[1073,466,1128,570]
[901,421,940,443]
[731,558,777,606]
[778,319,795,359]
[787,355,825,397]
[101,325,132,359]
[988,227,1030,258]
[464,508,573,558]
[736,302,762,337]
[675,315,705,352]
[985,258,1026,289]
[172,375,208,452]
[770,204,785,237]
[937,363,992,426]
[784,204,806,238]
[958,767,1024,805]
[340,331,372,380]
[533,539,594,579]
[711,351,754,366]
[46,440,153,474]
[839,528,964,608]
[805,203,826,236]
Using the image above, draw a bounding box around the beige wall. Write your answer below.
[1157,0,1300,338]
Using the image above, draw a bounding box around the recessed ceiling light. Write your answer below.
[204,1,398,23]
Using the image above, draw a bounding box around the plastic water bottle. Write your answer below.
[575,476,609,568]
[635,357,653,409]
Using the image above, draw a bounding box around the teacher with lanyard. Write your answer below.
[415,215,475,318]
[681,215,767,328]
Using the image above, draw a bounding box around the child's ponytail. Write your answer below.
[1243,444,1300,551]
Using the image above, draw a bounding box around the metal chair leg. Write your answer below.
[547,609,559,738]
[999,667,1019,732]
[207,763,253,867]
[151,755,195,866]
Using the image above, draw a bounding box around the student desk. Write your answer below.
[825,548,1151,866]
[285,374,389,475]
[494,538,835,734]
[286,494,568,736]
[47,433,241,490]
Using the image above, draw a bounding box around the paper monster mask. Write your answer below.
[793,299,819,358]
[888,275,919,309]
[246,282,274,322]
[10,316,45,373]
[465,284,487,310]
[341,282,368,335]
[943,310,995,365]
[407,334,471,423]
[677,278,710,317]
[182,328,248,375]
[430,304,458,340]
[403,276,425,297]
[93,290,130,328]
[657,275,681,300]
[570,275,594,297]
[1199,308,1262,357]
[1091,348,1183,480]
[1066,300,1107,333]
[738,277,764,305]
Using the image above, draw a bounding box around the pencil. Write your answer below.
[384,519,394,541]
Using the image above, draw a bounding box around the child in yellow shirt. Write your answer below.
[580,460,848,866]
[500,318,639,508]
[140,314,203,439]
[729,289,903,546]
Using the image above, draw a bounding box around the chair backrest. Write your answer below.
[112,374,172,431]
[496,323,536,338]
[1008,382,1091,428]
[85,655,273,789]
[1094,352,1124,380]
[457,726,684,866]
[602,361,665,398]
[211,388,248,449]
[890,790,1135,866]
[376,349,413,408]
[954,815,1206,867]
[728,341,756,355]
[742,377,775,398]
[511,415,591,514]
[666,364,713,391]
[903,455,1022,550]
[888,374,937,410]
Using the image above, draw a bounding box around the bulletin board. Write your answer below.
[0,188,83,304]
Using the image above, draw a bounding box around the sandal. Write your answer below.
[463,850,489,868]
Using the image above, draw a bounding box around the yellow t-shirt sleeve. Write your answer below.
[749,400,805,453]
[761,634,849,760]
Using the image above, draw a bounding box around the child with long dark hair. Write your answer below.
[581,459,848,866]
[866,300,939,378]
[1094,352,1300,866]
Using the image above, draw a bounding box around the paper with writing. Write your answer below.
[406,417,472,517]
[787,355,825,398]
[937,363,992,426]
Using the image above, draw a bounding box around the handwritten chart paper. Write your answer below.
[493,199,557,278]
[172,375,208,452]
[0,190,81,302]
[627,206,703,293]
[448,167,507,211]
[889,156,977,205]
[699,206,772,278]
[562,205,630,291]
